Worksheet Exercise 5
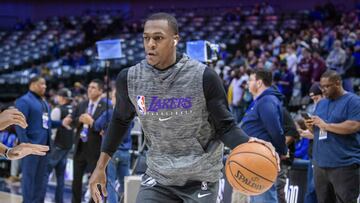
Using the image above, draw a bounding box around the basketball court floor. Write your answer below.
[0,177,72,203]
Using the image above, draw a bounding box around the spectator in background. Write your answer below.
[229,69,246,123]
[272,31,283,56]
[72,82,86,97]
[353,42,360,78]
[294,136,309,160]
[81,89,132,203]
[30,64,40,76]
[326,40,346,74]
[311,49,327,83]
[300,82,323,203]
[15,76,53,203]
[231,50,247,67]
[297,48,314,97]
[275,61,294,106]
[305,70,360,203]
[342,46,355,92]
[44,88,74,203]
[62,52,75,67]
[240,69,286,203]
[285,44,298,73]
[62,79,108,203]
[247,50,258,68]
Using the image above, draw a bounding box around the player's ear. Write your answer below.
[174,35,179,46]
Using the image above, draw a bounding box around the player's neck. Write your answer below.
[154,52,177,70]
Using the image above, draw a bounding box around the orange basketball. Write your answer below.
[225,142,278,196]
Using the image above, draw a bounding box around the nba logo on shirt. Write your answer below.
[137,95,147,115]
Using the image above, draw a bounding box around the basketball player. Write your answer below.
[90,12,279,203]
[0,108,49,160]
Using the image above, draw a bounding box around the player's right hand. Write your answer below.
[89,166,107,203]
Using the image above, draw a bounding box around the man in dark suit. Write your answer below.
[64,79,108,203]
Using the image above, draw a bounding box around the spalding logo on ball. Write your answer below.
[225,142,278,196]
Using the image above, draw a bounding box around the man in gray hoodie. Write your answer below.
[89,12,278,203]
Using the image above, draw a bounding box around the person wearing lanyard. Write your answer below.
[15,76,53,203]
[62,79,108,203]
[305,70,360,203]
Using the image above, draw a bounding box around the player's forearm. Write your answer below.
[219,125,250,149]
[96,152,111,170]
[324,121,360,135]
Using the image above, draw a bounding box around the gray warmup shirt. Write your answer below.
[102,53,249,186]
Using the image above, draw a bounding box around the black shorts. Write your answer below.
[136,174,219,203]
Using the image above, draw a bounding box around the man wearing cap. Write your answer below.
[301,83,323,203]
[43,88,74,203]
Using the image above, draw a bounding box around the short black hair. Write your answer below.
[321,70,342,83]
[251,68,273,87]
[145,12,178,34]
[90,79,104,91]
[28,76,44,86]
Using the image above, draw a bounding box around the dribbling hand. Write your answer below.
[248,137,280,171]
[89,167,107,203]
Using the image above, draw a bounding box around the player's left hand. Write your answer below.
[248,137,280,171]
[7,143,49,160]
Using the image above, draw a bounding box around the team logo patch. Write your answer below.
[136,95,147,115]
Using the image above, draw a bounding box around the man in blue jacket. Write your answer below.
[15,76,52,203]
[240,68,287,203]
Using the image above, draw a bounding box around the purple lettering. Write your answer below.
[161,99,171,109]
[148,96,160,112]
[181,97,192,109]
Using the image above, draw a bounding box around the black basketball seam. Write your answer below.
[228,151,277,170]
[227,162,261,194]
[229,160,276,183]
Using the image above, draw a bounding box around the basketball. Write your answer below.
[225,142,278,196]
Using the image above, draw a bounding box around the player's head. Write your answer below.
[87,79,104,101]
[29,76,46,97]
[248,68,272,96]
[320,70,342,99]
[143,12,179,69]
